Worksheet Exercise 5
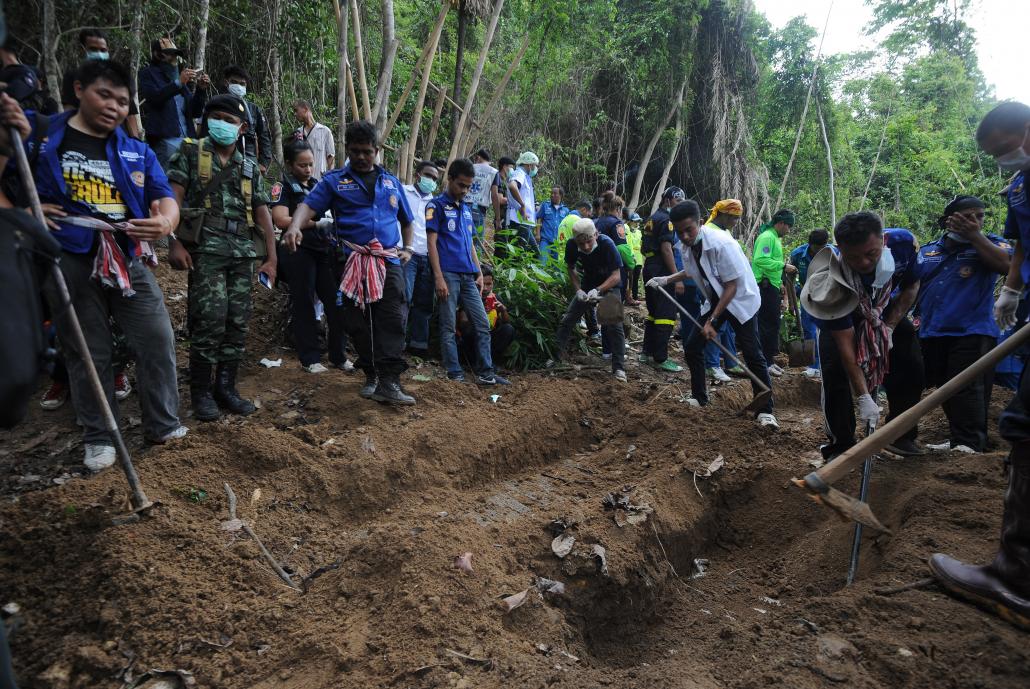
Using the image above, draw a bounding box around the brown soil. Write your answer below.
[1,266,1028,688]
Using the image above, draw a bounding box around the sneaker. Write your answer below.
[304,363,329,374]
[768,363,784,377]
[150,425,188,444]
[84,444,116,472]
[683,397,701,408]
[654,359,683,372]
[589,332,602,343]
[447,372,466,383]
[952,444,977,454]
[637,353,653,364]
[114,372,132,400]
[802,367,821,379]
[613,369,627,383]
[360,375,378,399]
[757,413,780,430]
[725,365,746,377]
[885,439,927,457]
[332,360,356,372]
[708,366,731,383]
[477,374,511,386]
[926,442,951,451]
[40,381,68,410]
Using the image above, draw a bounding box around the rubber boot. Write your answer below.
[213,362,256,416]
[371,375,416,406]
[929,442,1030,630]
[189,361,221,422]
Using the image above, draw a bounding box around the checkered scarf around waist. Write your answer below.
[338,239,397,307]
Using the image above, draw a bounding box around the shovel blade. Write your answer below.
[791,478,891,534]
[744,389,773,415]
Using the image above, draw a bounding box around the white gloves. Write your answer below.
[995,286,1021,331]
[856,393,880,431]
[586,289,601,302]
[315,217,335,232]
[575,289,589,302]
[646,276,670,289]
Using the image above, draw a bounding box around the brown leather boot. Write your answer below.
[929,443,1030,631]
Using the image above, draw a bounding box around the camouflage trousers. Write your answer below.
[187,253,255,365]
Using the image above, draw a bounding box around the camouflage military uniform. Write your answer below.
[166,138,270,365]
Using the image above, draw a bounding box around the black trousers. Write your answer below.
[684,309,772,414]
[757,278,781,363]
[461,322,515,367]
[283,246,348,367]
[333,261,408,379]
[1001,355,1030,445]
[818,317,924,458]
[631,265,642,300]
[642,263,677,363]
[922,334,995,451]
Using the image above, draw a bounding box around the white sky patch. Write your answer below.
[752,0,1030,106]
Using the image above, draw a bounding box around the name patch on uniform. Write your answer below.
[337,178,358,192]
[383,178,396,190]
[131,171,145,187]
[270,182,283,203]
[118,150,143,163]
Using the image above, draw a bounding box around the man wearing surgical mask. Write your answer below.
[401,160,440,357]
[222,65,272,173]
[928,101,1030,634]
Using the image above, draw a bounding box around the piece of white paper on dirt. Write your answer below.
[551,533,575,558]
[259,358,282,368]
[592,544,609,576]
[501,588,531,612]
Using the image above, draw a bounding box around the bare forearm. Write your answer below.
[427,235,444,278]
[884,281,919,327]
[598,269,621,293]
[1006,241,1025,291]
[709,280,737,321]
[401,222,413,249]
[567,268,581,293]
[288,203,316,234]
[970,233,1012,274]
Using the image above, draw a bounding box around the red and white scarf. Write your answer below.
[841,263,894,390]
[63,216,157,297]
[338,239,397,307]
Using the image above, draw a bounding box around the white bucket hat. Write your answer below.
[800,247,859,320]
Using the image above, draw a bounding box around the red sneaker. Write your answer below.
[40,381,68,410]
[114,372,132,401]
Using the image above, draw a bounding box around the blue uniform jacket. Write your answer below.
[916,233,1011,339]
[789,243,819,293]
[1003,171,1030,288]
[425,190,477,274]
[304,164,414,264]
[538,202,570,243]
[138,63,206,140]
[26,110,174,257]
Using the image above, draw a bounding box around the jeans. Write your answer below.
[680,286,736,369]
[514,223,539,254]
[799,304,821,369]
[403,253,434,350]
[471,206,487,253]
[556,295,625,372]
[439,271,494,377]
[282,246,348,366]
[818,317,924,458]
[333,261,408,379]
[684,309,771,414]
[45,253,181,444]
[539,235,558,264]
[922,334,995,451]
[704,323,737,369]
[757,278,782,363]
[152,137,184,171]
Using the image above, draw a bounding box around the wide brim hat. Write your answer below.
[800,246,859,320]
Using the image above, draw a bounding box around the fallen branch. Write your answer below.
[224,482,301,591]
[873,577,935,596]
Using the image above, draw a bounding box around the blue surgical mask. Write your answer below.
[227,83,247,99]
[529,166,538,178]
[207,118,241,146]
[417,176,437,195]
[85,50,109,61]
[871,247,896,289]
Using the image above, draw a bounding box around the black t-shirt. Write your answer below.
[271,173,328,252]
[594,214,626,246]
[565,233,623,291]
[59,125,130,254]
[642,208,675,269]
[356,167,380,199]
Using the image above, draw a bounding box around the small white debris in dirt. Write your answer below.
[490,395,501,404]
[17,475,41,484]
[753,608,768,614]
[259,358,282,368]
[897,647,914,657]
[551,533,575,558]
[280,410,300,421]
[535,643,551,654]
[361,436,376,453]
[321,438,335,448]
[535,578,566,595]
[501,588,532,612]
[592,544,609,576]
[625,444,637,459]
[2,603,20,615]
[53,474,71,486]
[701,609,712,615]
[453,552,473,573]
[690,558,709,579]
[559,650,579,662]
[436,511,449,518]
[253,399,262,409]
[760,596,782,606]
[220,519,244,532]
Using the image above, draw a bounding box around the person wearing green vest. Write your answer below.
[556,199,592,263]
[626,212,644,301]
[751,208,796,377]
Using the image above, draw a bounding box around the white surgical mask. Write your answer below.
[872,247,896,289]
[227,83,247,98]
[996,128,1030,172]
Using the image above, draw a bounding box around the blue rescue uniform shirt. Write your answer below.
[538,202,570,243]
[425,191,478,274]
[788,243,820,294]
[814,228,920,331]
[916,233,1011,339]
[564,233,623,292]
[304,164,413,265]
[1003,171,1030,289]
[25,110,173,258]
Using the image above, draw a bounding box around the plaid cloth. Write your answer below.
[338,239,398,307]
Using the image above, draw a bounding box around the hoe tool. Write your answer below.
[656,285,772,414]
[793,319,1030,532]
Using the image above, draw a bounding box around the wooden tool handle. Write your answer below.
[813,319,1030,486]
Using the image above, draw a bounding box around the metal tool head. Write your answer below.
[744,389,774,415]
[792,474,892,534]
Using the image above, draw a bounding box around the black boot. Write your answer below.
[189,360,221,421]
[359,371,378,399]
[371,376,416,406]
[929,443,1030,630]
[213,362,256,416]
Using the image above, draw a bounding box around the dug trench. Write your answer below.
[2,368,1029,689]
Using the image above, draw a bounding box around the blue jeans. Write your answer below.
[439,271,494,377]
[539,236,558,264]
[799,304,820,369]
[152,137,184,171]
[404,254,434,349]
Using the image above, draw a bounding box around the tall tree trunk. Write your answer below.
[613,94,630,194]
[42,0,61,106]
[318,33,326,108]
[349,0,373,121]
[462,31,529,154]
[650,103,684,216]
[628,79,685,211]
[817,101,836,227]
[372,0,398,132]
[334,0,350,160]
[859,102,891,211]
[448,0,504,162]
[129,2,146,135]
[268,0,284,165]
[194,0,211,71]
[408,23,447,164]
[451,2,468,134]
[424,85,447,162]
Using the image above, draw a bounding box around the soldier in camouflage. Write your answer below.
[166,94,277,421]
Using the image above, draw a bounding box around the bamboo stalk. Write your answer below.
[424,85,447,161]
[817,101,836,227]
[859,102,892,211]
[407,12,448,163]
[448,0,505,163]
[349,0,372,121]
[462,31,529,154]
